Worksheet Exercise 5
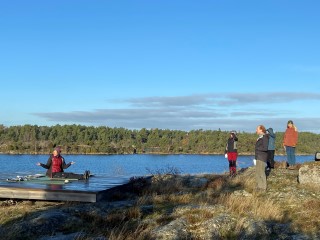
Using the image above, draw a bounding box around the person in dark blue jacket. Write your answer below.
[255,125,269,191]
[266,127,276,169]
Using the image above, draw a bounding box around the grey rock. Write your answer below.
[298,165,320,185]
[239,218,270,239]
[152,218,189,240]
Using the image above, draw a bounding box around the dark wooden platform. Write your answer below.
[0,185,100,202]
[0,176,131,203]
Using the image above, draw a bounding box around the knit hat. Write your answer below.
[287,120,293,125]
[54,147,61,153]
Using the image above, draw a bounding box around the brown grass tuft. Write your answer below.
[152,193,193,205]
[184,208,215,225]
[148,175,184,195]
[218,193,284,221]
[303,199,320,211]
[231,171,256,192]
[274,160,287,169]
[107,221,151,240]
[291,199,320,233]
[206,176,227,191]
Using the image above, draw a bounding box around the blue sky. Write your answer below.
[1,1,320,133]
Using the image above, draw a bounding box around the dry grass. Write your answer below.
[75,206,148,240]
[152,192,193,205]
[230,172,256,192]
[274,160,302,170]
[147,175,185,195]
[102,206,142,227]
[206,176,228,191]
[285,198,320,234]
[136,195,153,206]
[106,222,151,240]
[218,193,284,222]
[297,182,320,192]
[2,164,320,239]
[274,160,288,169]
[183,207,215,225]
[0,200,62,225]
[95,168,320,238]
[0,207,28,225]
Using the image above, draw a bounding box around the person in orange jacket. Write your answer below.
[283,120,298,169]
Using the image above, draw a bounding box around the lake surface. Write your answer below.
[0,154,314,181]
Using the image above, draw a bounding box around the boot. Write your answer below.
[83,170,90,180]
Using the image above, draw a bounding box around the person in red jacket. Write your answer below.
[225,131,238,177]
[37,147,90,179]
[283,120,298,169]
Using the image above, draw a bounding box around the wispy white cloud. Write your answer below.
[32,92,320,132]
[225,92,320,104]
[118,94,215,107]
[120,92,320,107]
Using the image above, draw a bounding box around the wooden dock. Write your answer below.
[0,176,131,203]
[0,185,99,202]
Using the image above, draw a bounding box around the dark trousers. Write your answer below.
[228,160,237,175]
[52,172,84,180]
[267,150,275,168]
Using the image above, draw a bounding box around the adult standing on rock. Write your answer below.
[266,127,276,170]
[283,120,298,169]
[255,125,269,191]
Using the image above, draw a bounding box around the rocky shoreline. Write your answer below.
[0,161,320,240]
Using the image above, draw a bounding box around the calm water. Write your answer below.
[0,154,314,181]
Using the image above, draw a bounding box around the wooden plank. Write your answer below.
[0,175,132,202]
[0,186,98,202]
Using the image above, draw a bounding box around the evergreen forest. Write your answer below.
[0,124,319,155]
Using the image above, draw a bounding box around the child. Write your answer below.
[225,131,238,177]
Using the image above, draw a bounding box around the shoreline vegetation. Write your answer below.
[0,160,320,239]
[0,124,319,155]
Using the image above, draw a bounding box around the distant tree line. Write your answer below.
[0,124,319,155]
